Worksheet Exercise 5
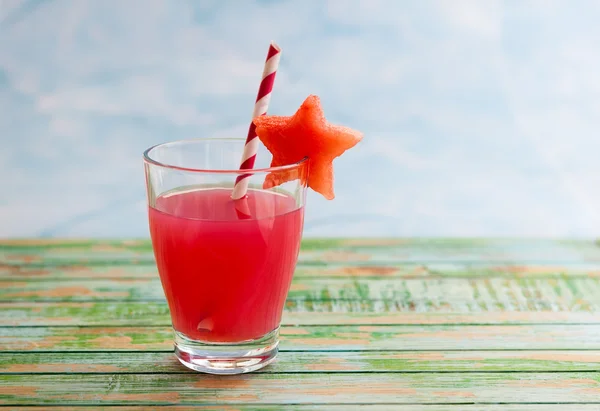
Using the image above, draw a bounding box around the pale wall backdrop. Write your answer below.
[1,0,600,238]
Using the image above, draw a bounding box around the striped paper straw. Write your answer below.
[231,42,281,201]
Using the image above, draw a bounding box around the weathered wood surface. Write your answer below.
[4,301,599,326]
[3,351,600,373]
[3,373,600,405]
[3,324,600,351]
[2,238,600,265]
[1,238,600,408]
[10,407,600,411]
[4,277,600,312]
[5,262,600,280]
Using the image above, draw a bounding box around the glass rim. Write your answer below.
[143,138,309,174]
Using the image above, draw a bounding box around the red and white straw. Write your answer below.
[231,42,281,200]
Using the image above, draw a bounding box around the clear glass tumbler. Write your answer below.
[143,138,308,374]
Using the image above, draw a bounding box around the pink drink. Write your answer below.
[149,187,304,343]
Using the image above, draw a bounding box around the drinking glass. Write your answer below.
[143,138,308,374]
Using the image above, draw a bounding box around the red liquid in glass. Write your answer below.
[149,187,304,342]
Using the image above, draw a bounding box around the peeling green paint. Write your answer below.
[3,238,600,407]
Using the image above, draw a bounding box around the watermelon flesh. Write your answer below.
[253,95,363,200]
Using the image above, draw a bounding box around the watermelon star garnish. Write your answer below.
[253,95,363,200]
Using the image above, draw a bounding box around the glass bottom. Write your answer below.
[174,327,279,375]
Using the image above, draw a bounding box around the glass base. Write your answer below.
[174,327,279,375]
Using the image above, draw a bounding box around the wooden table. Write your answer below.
[2,239,600,409]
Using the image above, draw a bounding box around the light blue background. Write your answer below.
[1,0,599,238]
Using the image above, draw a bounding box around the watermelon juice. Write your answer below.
[149,187,304,343]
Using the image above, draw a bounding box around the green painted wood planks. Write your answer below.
[2,277,599,315]
[3,301,599,326]
[2,238,600,265]
[3,324,600,351]
[3,351,600,373]
[4,261,600,280]
[2,373,600,405]
[2,238,600,408]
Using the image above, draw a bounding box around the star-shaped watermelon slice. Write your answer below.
[253,95,363,200]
